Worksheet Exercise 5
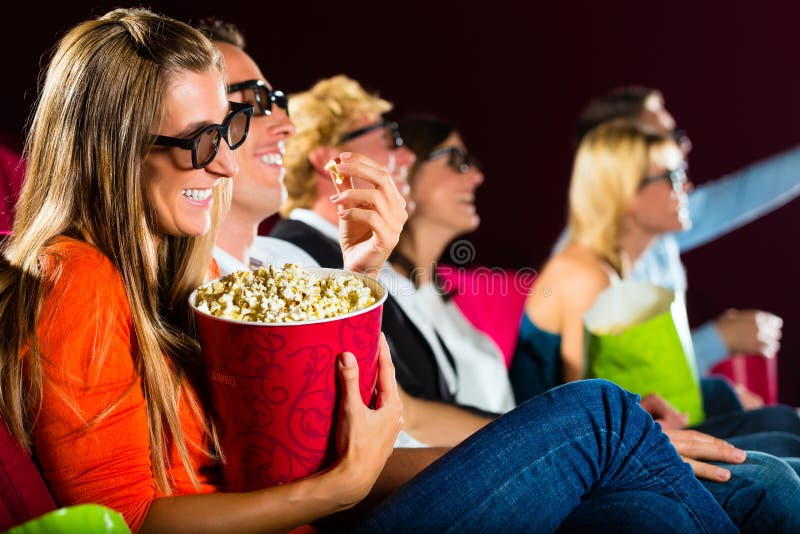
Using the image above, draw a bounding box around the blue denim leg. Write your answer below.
[561,450,800,532]
[351,380,734,533]
[784,457,800,477]
[700,377,743,417]
[728,431,800,458]
[702,451,800,533]
[693,404,800,438]
[557,492,699,533]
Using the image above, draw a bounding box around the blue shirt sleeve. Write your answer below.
[676,146,800,252]
[691,320,729,375]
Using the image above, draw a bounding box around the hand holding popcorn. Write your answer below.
[326,152,408,278]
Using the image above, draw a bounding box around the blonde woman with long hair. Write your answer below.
[0,8,406,532]
[516,121,689,391]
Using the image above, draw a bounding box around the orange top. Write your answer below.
[30,237,220,532]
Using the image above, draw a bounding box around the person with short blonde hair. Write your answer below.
[282,75,395,218]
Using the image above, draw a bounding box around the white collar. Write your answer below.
[289,208,340,242]
[378,266,458,394]
[212,245,247,274]
[213,237,320,276]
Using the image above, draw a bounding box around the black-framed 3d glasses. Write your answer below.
[228,79,289,117]
[339,120,404,149]
[427,146,476,174]
[640,165,689,193]
[152,101,253,169]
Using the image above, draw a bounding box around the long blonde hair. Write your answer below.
[0,8,227,493]
[567,120,671,273]
[282,75,392,216]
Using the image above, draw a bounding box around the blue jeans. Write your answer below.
[703,451,800,533]
[350,380,733,533]
[700,376,743,416]
[729,431,800,460]
[693,404,800,439]
[559,448,800,533]
[557,492,702,533]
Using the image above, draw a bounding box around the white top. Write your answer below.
[414,282,515,413]
[213,231,424,448]
[380,266,515,414]
[286,209,465,399]
[289,208,341,242]
[213,236,317,274]
[378,266,460,397]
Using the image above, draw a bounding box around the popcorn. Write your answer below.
[194,264,376,323]
[324,157,345,185]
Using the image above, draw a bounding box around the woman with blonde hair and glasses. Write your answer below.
[515,118,800,443]
[0,8,404,531]
[0,10,741,532]
[515,120,800,529]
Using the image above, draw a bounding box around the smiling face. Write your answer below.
[408,132,484,238]
[217,42,295,222]
[141,69,237,237]
[627,141,690,234]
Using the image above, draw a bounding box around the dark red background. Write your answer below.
[3,1,799,404]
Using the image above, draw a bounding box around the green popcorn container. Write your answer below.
[8,504,130,534]
[584,281,705,426]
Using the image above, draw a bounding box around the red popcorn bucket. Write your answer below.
[190,267,387,490]
[710,353,779,405]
